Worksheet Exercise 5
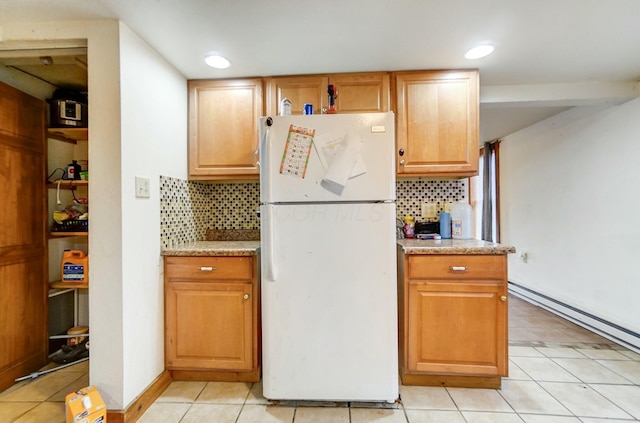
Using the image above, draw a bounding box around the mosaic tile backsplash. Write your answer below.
[160,175,466,248]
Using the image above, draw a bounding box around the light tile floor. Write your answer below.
[2,296,639,422]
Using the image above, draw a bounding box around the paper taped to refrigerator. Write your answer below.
[279,125,315,179]
[320,134,364,195]
[314,132,367,179]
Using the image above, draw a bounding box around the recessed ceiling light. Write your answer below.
[205,55,230,69]
[465,45,495,60]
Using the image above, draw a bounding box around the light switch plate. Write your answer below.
[135,176,150,198]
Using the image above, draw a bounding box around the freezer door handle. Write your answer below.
[264,204,278,281]
[259,118,272,202]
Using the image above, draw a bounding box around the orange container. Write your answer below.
[61,250,89,284]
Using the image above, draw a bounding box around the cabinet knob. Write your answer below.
[243,294,250,300]
[500,295,507,302]
[200,266,216,272]
[399,148,405,156]
[399,159,405,165]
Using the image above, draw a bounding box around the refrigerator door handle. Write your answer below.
[264,204,278,281]
[259,119,272,202]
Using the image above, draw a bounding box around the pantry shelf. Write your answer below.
[50,281,88,290]
[47,127,88,143]
[47,180,88,189]
[49,232,89,238]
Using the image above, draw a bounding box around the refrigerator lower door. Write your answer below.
[260,202,398,402]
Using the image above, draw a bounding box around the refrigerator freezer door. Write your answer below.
[260,202,399,402]
[260,112,395,203]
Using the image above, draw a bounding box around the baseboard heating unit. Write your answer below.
[509,281,640,354]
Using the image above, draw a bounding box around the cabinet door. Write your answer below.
[0,82,47,392]
[166,281,253,370]
[329,73,390,113]
[407,281,507,376]
[395,70,479,177]
[188,79,263,179]
[265,75,328,116]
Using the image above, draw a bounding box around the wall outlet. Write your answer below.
[135,176,150,198]
[519,251,528,263]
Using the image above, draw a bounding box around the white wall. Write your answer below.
[1,19,188,409]
[500,98,640,348]
[117,21,187,404]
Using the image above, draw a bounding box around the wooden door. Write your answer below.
[395,70,479,176]
[407,280,507,376]
[329,72,390,113]
[265,75,328,116]
[0,82,47,392]
[165,281,253,370]
[188,78,263,179]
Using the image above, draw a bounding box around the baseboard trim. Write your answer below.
[509,281,640,353]
[106,370,172,423]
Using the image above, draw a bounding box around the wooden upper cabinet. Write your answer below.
[395,70,479,177]
[265,73,390,116]
[328,72,390,113]
[188,78,263,180]
[265,75,328,116]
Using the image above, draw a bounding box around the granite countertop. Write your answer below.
[398,238,516,255]
[161,240,260,256]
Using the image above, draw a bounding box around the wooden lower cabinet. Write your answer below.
[164,256,260,382]
[398,253,508,388]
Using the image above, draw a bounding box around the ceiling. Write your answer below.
[1,0,639,142]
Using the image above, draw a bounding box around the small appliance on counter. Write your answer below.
[414,221,441,240]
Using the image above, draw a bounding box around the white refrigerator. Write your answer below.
[259,112,398,402]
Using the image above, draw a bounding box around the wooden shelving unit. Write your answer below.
[47,125,90,345]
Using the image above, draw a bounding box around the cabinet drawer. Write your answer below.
[165,256,253,281]
[408,255,506,280]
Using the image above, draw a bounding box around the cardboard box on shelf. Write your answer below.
[65,385,106,423]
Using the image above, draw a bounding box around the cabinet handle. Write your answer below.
[500,295,507,302]
[449,266,467,272]
[199,266,216,271]
[399,159,405,165]
[243,294,250,300]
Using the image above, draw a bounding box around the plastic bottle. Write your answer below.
[280,98,291,116]
[451,201,473,239]
[439,211,451,239]
[61,249,89,283]
[403,215,415,238]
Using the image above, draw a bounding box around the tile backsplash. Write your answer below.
[160,175,466,248]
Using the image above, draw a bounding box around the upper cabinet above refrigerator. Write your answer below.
[265,72,390,117]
